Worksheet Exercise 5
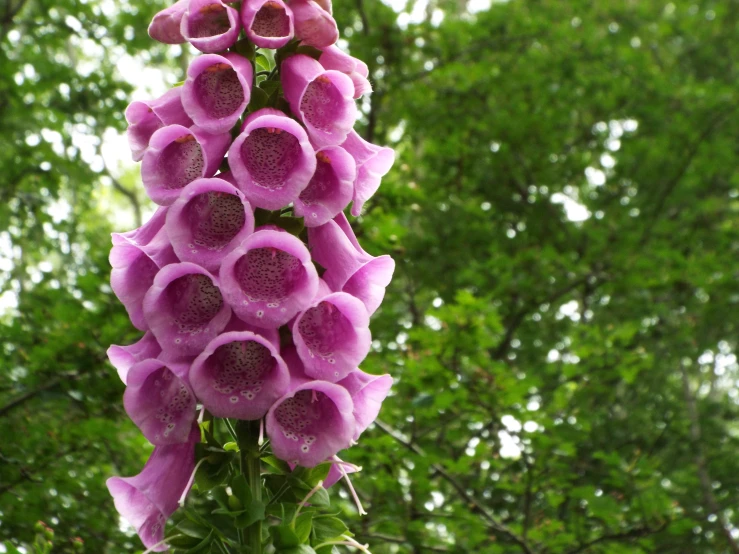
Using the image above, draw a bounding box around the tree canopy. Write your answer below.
[1,0,738,553]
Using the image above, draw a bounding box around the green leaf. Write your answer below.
[231,38,256,61]
[311,517,348,542]
[256,54,271,72]
[262,454,292,474]
[231,474,252,505]
[270,524,300,549]
[249,87,270,112]
[295,45,323,60]
[294,512,314,544]
[177,518,209,539]
[234,500,266,528]
[280,547,317,554]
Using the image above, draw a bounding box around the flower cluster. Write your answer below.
[105,0,394,550]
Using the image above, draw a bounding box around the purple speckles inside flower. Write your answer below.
[235,247,304,303]
[299,302,350,359]
[160,135,204,190]
[190,331,289,419]
[194,65,245,120]
[220,230,318,327]
[188,3,231,38]
[144,263,231,356]
[300,76,346,133]
[187,192,246,250]
[166,273,224,333]
[124,360,197,445]
[252,1,290,37]
[242,128,300,190]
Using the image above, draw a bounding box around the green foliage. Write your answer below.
[1,0,738,553]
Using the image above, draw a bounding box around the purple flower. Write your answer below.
[166,178,255,273]
[143,262,231,356]
[224,312,281,347]
[110,207,178,331]
[308,213,395,316]
[339,369,392,440]
[293,146,356,227]
[148,0,189,45]
[292,292,371,383]
[241,0,294,49]
[227,108,316,210]
[141,124,230,206]
[219,229,319,328]
[125,88,194,162]
[282,54,357,148]
[319,45,372,99]
[181,0,241,53]
[288,0,338,48]
[182,53,253,134]
[341,130,395,216]
[266,348,355,466]
[124,359,197,445]
[190,331,290,420]
[106,425,199,551]
[107,332,162,383]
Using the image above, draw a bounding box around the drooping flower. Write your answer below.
[181,0,241,53]
[308,213,395,316]
[141,124,230,206]
[292,292,371,383]
[224,312,281,347]
[219,228,319,328]
[318,45,371,99]
[288,0,338,48]
[227,108,316,210]
[190,331,290,420]
[106,425,199,551]
[266,348,355,466]
[143,262,231,356]
[124,359,197,445]
[281,54,357,148]
[293,146,356,227]
[166,178,255,272]
[110,207,179,331]
[340,130,395,216]
[338,369,392,440]
[148,0,189,45]
[241,0,294,49]
[107,332,162,384]
[125,88,194,162]
[182,53,253,134]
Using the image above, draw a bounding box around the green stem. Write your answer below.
[236,420,262,554]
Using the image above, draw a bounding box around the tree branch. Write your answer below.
[566,521,669,554]
[680,360,739,554]
[375,419,536,554]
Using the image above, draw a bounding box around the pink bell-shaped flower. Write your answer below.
[143,262,232,356]
[266,348,355,467]
[241,0,294,49]
[319,45,372,99]
[110,207,179,331]
[125,88,194,162]
[124,359,197,445]
[107,332,162,384]
[228,108,317,210]
[166,178,255,273]
[288,0,338,48]
[141,124,230,206]
[281,54,357,148]
[219,229,319,328]
[341,130,395,216]
[293,146,356,227]
[148,0,189,45]
[181,0,241,53]
[182,53,253,134]
[292,292,371,383]
[190,331,290,420]
[106,425,199,551]
[339,369,392,440]
[308,213,395,316]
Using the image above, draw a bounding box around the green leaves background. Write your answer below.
[1,0,738,552]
